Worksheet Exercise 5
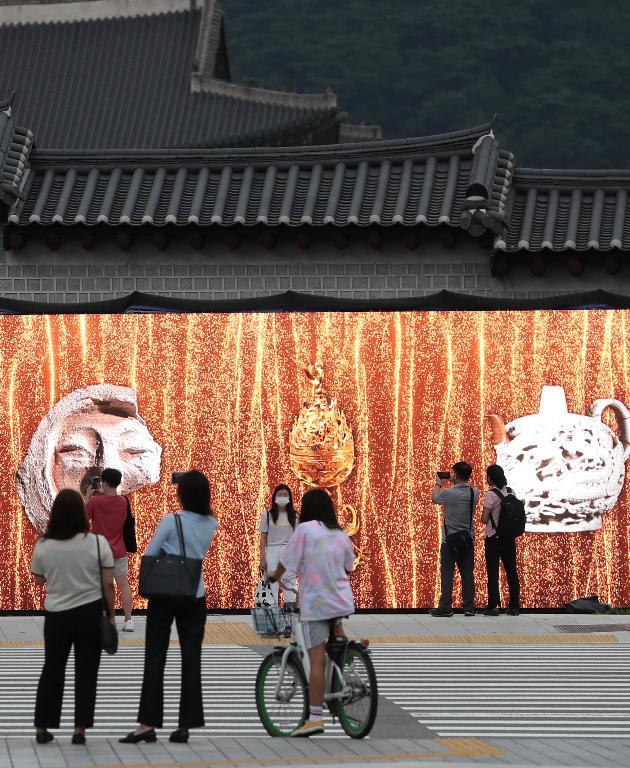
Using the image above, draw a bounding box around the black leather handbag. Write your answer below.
[139,513,202,599]
[95,535,118,656]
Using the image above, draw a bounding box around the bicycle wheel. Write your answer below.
[336,642,378,738]
[256,651,308,737]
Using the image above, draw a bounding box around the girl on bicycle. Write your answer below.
[259,484,298,609]
[268,488,355,737]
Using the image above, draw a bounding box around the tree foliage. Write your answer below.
[224,0,630,168]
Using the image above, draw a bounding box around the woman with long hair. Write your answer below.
[259,484,297,619]
[120,470,218,745]
[31,489,115,745]
[481,463,521,616]
[268,488,355,737]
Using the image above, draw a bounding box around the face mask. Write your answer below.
[275,496,290,507]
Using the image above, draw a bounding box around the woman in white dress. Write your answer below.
[259,484,297,631]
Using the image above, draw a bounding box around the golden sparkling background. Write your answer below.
[1,310,629,610]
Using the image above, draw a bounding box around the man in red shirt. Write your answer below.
[86,468,134,631]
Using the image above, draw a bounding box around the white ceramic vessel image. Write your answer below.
[489,386,630,532]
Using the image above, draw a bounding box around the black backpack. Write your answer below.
[490,487,526,540]
[564,596,611,614]
[123,496,137,553]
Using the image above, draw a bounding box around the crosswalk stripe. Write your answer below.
[368,644,630,738]
[0,645,346,738]
[2,641,627,739]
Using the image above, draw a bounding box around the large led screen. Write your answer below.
[2,310,630,610]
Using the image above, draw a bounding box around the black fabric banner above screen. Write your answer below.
[0,289,629,315]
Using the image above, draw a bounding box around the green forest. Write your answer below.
[225,0,630,169]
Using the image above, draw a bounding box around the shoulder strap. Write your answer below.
[488,487,505,530]
[95,535,106,603]
[173,513,186,559]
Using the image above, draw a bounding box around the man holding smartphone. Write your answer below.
[86,468,134,632]
[430,462,479,617]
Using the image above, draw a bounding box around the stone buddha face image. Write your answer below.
[16,384,162,532]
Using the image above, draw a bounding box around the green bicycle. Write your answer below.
[253,584,378,738]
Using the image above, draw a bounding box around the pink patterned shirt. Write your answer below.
[483,486,507,537]
[280,521,356,621]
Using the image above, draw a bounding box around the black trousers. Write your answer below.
[34,599,102,729]
[485,535,520,610]
[438,542,475,610]
[138,596,206,729]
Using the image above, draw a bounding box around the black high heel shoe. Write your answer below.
[169,728,189,743]
[71,734,86,745]
[35,730,54,744]
[119,729,157,744]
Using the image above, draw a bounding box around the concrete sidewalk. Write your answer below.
[1,735,629,768]
[1,611,629,645]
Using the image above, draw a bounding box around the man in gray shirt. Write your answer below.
[430,461,480,617]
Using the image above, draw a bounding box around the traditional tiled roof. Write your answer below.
[0,3,342,150]
[0,93,33,214]
[8,101,630,257]
[495,169,630,252]
[8,123,514,230]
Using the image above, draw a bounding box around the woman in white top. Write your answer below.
[481,464,521,616]
[31,489,115,745]
[259,484,297,609]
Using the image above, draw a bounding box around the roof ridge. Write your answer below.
[516,167,630,181]
[0,0,193,27]
[29,121,496,164]
[193,0,224,79]
[338,123,383,141]
[190,74,338,109]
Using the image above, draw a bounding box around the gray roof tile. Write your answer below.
[10,122,511,229]
[0,8,341,150]
[495,169,630,251]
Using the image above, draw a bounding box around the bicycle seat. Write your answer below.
[325,635,348,667]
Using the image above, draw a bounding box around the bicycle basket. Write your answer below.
[251,606,285,637]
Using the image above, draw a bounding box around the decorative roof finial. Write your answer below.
[0,90,16,116]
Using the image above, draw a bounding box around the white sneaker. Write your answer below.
[121,620,134,632]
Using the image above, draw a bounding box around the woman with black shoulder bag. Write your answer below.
[120,470,219,745]
[31,489,115,745]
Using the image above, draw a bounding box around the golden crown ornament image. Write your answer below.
[289,361,365,563]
